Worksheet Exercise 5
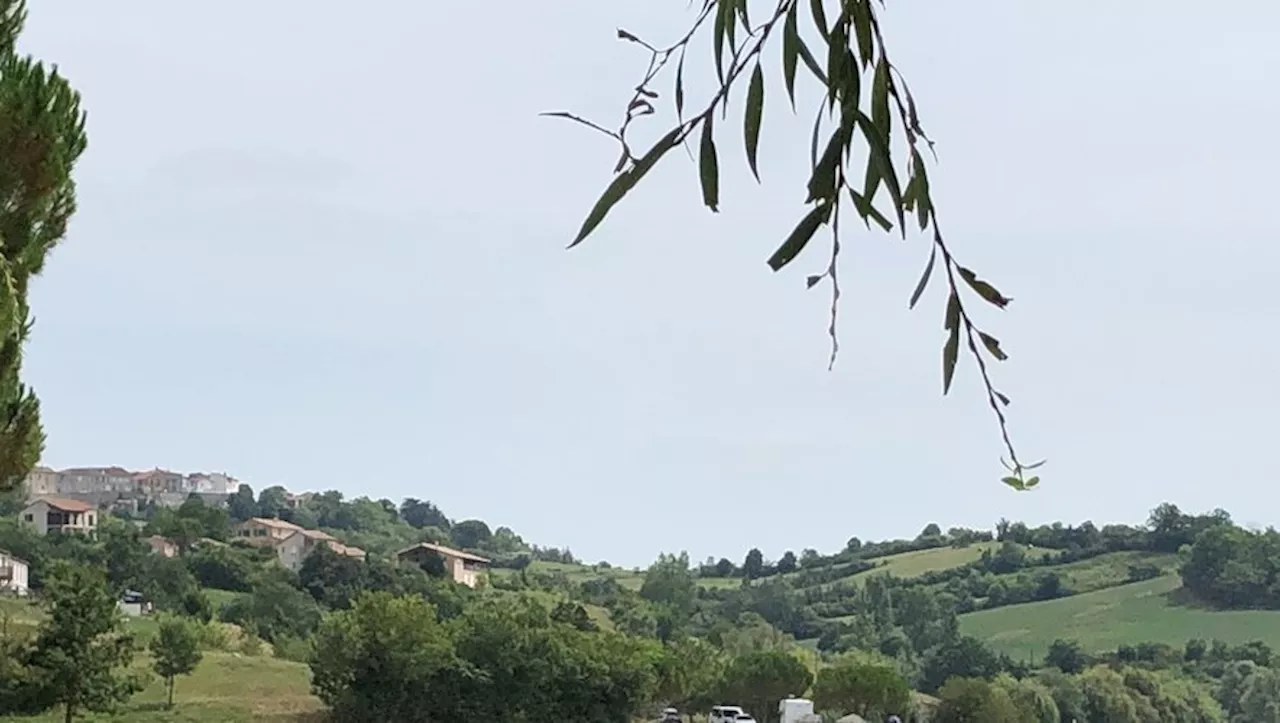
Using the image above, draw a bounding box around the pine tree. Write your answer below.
[0,0,88,492]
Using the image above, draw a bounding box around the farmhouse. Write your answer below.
[233,518,365,571]
[397,542,490,588]
[233,516,304,546]
[274,528,366,571]
[19,496,98,535]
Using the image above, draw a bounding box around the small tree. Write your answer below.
[150,616,203,709]
[23,562,142,722]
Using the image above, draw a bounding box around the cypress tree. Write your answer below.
[0,0,87,491]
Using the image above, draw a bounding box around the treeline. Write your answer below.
[519,548,1259,722]
[108,484,579,565]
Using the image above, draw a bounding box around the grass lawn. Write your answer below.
[5,652,324,722]
[960,575,1280,660]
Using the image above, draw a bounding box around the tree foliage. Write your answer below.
[717,649,814,721]
[0,0,88,492]
[18,562,143,721]
[548,0,1044,486]
[812,655,911,719]
[149,616,203,709]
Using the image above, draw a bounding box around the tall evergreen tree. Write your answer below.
[0,0,88,491]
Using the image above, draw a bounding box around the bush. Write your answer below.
[273,634,313,663]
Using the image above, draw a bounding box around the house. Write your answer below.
[233,517,304,546]
[397,542,490,588]
[274,529,366,571]
[187,472,236,495]
[0,549,30,596]
[58,466,133,494]
[146,535,179,558]
[132,468,187,496]
[21,466,59,497]
[19,497,98,535]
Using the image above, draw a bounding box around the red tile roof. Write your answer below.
[397,542,490,564]
[29,496,95,513]
[246,517,303,531]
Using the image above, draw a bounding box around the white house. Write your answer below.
[0,549,30,596]
[20,497,98,535]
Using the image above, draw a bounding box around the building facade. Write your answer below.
[20,497,98,535]
[397,542,490,588]
[0,549,30,596]
[22,467,59,497]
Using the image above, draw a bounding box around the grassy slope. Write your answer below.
[960,575,1280,659]
[9,653,323,722]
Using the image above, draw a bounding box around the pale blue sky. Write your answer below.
[19,1,1280,567]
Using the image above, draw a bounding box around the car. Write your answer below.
[734,715,757,723]
[709,705,747,723]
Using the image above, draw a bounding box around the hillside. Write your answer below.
[960,575,1280,659]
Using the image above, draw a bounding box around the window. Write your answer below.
[88,515,95,525]
[23,514,32,523]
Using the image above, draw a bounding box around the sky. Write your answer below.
[17,1,1280,568]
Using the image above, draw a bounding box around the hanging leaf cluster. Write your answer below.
[544,0,1043,489]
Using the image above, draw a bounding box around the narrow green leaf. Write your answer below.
[1024,459,1046,470]
[851,0,874,67]
[856,111,906,234]
[744,62,764,182]
[809,106,824,170]
[943,290,959,331]
[736,0,752,34]
[1024,476,1041,489]
[675,48,686,122]
[910,152,931,230]
[871,58,890,141]
[807,127,844,203]
[782,3,800,109]
[806,274,823,289]
[713,1,727,83]
[958,267,1011,308]
[1001,476,1025,490]
[724,0,739,62]
[569,127,684,248]
[826,21,847,111]
[767,203,831,271]
[699,116,720,212]
[810,0,831,40]
[797,39,828,85]
[907,245,936,309]
[942,325,960,395]
[848,188,892,233]
[979,331,1008,361]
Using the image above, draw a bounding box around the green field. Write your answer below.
[7,653,323,722]
[856,543,1009,579]
[960,575,1280,660]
